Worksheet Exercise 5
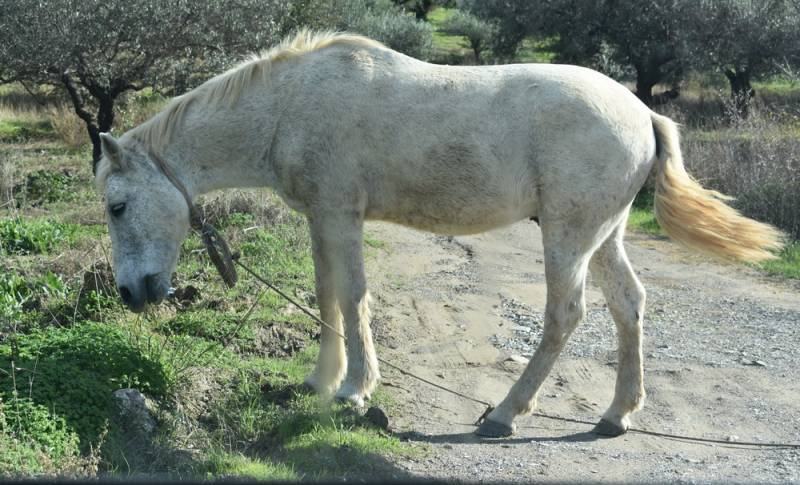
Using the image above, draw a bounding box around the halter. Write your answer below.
[149,151,238,288]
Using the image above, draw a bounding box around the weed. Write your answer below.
[0,217,75,255]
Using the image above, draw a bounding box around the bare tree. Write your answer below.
[0,0,291,172]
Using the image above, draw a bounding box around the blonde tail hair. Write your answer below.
[650,112,784,262]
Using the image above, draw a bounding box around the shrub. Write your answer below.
[354,10,433,60]
[18,169,76,205]
[677,110,800,240]
[439,10,496,63]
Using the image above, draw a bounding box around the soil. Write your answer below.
[363,220,800,483]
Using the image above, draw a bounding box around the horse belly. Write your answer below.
[368,162,537,235]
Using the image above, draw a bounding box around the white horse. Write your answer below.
[96,31,783,438]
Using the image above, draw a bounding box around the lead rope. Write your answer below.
[148,151,800,449]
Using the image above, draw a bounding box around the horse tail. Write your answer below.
[649,112,784,262]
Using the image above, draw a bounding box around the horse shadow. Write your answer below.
[396,426,604,446]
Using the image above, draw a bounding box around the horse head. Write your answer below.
[95,133,191,312]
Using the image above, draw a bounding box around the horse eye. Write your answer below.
[110,202,126,217]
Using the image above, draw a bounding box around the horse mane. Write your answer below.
[124,30,385,157]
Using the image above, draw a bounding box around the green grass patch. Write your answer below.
[199,451,296,480]
[0,119,53,142]
[0,217,78,255]
[627,190,664,236]
[760,241,800,279]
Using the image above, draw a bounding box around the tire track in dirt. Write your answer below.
[364,220,800,483]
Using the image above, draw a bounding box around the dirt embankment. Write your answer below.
[364,220,800,483]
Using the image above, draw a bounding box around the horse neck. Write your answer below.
[160,91,281,199]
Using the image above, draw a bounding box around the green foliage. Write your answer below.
[0,217,75,255]
[0,323,169,447]
[0,398,81,476]
[0,271,69,323]
[628,189,663,235]
[20,170,76,204]
[349,6,434,59]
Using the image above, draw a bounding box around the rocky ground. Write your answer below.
[363,219,800,483]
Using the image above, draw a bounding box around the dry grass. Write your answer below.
[48,105,87,150]
[0,153,17,209]
[656,94,800,241]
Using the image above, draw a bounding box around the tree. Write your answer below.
[463,0,539,60]
[691,0,800,116]
[440,10,496,63]
[469,0,693,106]
[0,0,291,172]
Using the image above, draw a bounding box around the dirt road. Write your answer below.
[363,219,800,482]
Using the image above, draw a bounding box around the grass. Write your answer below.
[761,241,800,279]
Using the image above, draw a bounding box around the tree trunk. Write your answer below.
[412,0,432,20]
[635,74,657,106]
[724,68,755,119]
[61,72,102,172]
[471,41,482,64]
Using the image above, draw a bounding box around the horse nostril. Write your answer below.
[144,274,162,303]
[118,285,133,305]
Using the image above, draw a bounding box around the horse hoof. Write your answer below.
[335,393,365,408]
[475,419,515,438]
[298,381,318,394]
[593,418,627,437]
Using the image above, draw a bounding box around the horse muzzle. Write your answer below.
[118,273,168,313]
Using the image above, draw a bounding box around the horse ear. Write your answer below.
[100,133,126,171]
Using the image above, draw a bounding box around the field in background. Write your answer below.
[2,8,800,478]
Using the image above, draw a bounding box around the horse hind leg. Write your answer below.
[477,222,595,437]
[589,222,646,436]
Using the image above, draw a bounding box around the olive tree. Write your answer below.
[691,0,800,115]
[0,0,291,172]
[440,10,496,63]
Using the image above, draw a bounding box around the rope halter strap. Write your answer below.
[149,151,238,288]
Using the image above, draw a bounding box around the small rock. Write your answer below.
[364,406,390,431]
[505,355,530,365]
[113,388,157,435]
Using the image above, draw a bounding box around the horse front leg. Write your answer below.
[303,218,347,395]
[309,211,379,406]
